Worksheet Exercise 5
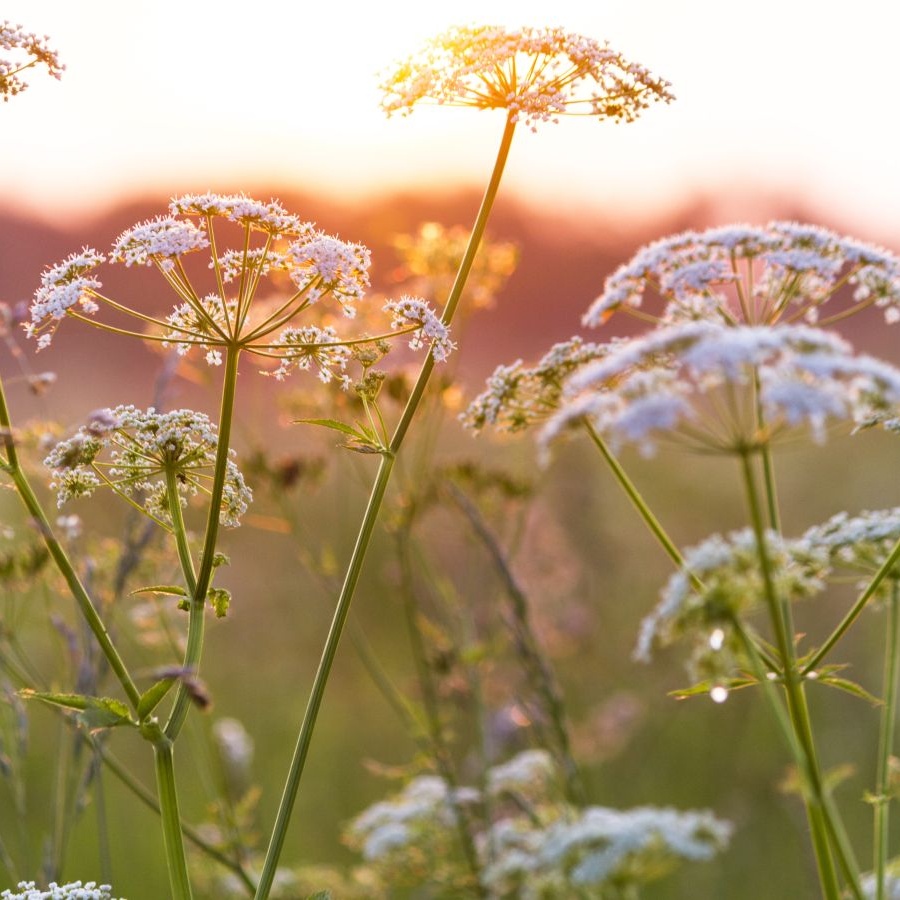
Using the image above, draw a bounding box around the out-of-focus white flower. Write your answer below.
[0,22,63,100]
[1,882,119,900]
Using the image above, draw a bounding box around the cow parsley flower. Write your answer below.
[462,337,610,433]
[45,406,251,528]
[802,508,900,595]
[110,216,210,271]
[1,883,118,900]
[384,296,456,361]
[541,323,900,457]
[0,22,63,100]
[583,221,900,328]
[381,25,673,129]
[267,325,352,383]
[634,529,828,681]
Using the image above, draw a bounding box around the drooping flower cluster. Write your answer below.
[583,222,900,329]
[0,22,63,100]
[44,406,252,527]
[540,323,900,457]
[392,222,518,310]
[634,529,829,682]
[0,884,118,900]
[381,26,673,129]
[463,337,610,433]
[26,193,454,374]
[346,749,731,898]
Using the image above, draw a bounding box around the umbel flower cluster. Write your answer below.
[345,749,731,898]
[0,884,118,900]
[26,192,453,376]
[381,25,674,129]
[465,222,900,457]
[44,406,252,528]
[0,21,63,100]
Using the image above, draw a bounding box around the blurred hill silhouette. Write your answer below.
[2,186,895,423]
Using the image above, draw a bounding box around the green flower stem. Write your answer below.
[253,115,517,900]
[0,376,140,711]
[582,420,698,586]
[152,733,193,900]
[165,346,240,740]
[803,536,900,675]
[739,449,853,900]
[875,580,900,900]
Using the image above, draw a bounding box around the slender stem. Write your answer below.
[739,449,852,899]
[165,346,240,739]
[0,376,140,710]
[804,536,900,674]
[582,419,687,576]
[253,115,518,900]
[445,480,585,804]
[153,736,194,900]
[875,580,900,900]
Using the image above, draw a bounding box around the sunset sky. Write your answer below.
[4,1,900,239]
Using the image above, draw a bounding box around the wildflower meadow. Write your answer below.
[3,13,900,900]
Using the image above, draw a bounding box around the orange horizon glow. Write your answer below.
[3,1,900,242]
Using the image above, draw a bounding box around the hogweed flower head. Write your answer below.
[635,529,828,681]
[463,336,611,433]
[1,884,119,900]
[584,221,900,329]
[802,507,900,596]
[44,406,251,528]
[541,322,900,457]
[26,192,453,376]
[0,22,63,100]
[381,25,673,129]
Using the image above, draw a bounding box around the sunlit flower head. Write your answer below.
[583,221,900,329]
[0,22,63,101]
[384,296,456,361]
[541,322,900,457]
[1,882,119,900]
[44,406,251,528]
[381,25,673,130]
[462,336,610,433]
[634,529,828,680]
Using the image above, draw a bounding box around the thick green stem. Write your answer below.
[253,116,517,900]
[875,581,900,900]
[739,449,854,899]
[0,376,140,710]
[153,736,193,900]
[165,346,240,739]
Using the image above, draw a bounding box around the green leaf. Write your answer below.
[669,676,757,700]
[815,674,883,706]
[137,677,178,719]
[294,418,366,439]
[306,893,332,900]
[20,690,136,732]
[130,584,188,597]
[208,587,231,619]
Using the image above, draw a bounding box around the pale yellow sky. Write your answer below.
[3,0,900,238]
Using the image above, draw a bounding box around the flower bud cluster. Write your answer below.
[0,22,63,100]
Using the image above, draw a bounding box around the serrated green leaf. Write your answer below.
[294,418,366,439]
[137,677,177,719]
[208,587,231,619]
[20,691,136,731]
[816,675,883,706]
[669,676,757,700]
[130,584,188,597]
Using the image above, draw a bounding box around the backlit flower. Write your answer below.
[0,22,63,100]
[381,25,673,130]
[583,222,900,328]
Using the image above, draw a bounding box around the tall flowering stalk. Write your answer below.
[465,223,900,899]
[253,25,672,898]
